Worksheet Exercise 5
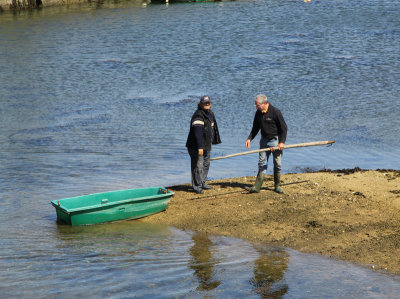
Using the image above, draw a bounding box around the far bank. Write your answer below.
[0,0,214,12]
[0,0,148,12]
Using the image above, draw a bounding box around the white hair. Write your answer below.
[255,94,268,104]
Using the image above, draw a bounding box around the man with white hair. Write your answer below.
[245,94,288,193]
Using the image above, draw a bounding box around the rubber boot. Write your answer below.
[274,172,283,193]
[246,170,264,193]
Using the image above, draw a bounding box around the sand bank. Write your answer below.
[143,169,400,276]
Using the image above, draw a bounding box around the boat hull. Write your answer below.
[51,187,173,225]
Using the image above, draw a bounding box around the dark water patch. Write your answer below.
[333,55,356,61]
[280,38,304,46]
[4,93,41,102]
[351,56,384,68]
[277,33,309,39]
[8,114,112,144]
[162,99,198,107]
[162,95,200,105]
[60,148,113,154]
[333,125,381,145]
[104,135,129,146]
[285,77,322,86]
[4,85,34,92]
[48,106,100,119]
[362,28,400,38]
[126,97,154,105]
[22,136,56,146]
[93,59,132,70]
[232,56,269,69]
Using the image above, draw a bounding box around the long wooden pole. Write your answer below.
[210,140,335,161]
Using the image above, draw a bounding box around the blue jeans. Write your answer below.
[258,136,282,175]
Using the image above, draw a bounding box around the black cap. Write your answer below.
[200,96,211,104]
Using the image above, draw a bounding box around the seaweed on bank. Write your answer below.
[319,167,365,175]
[318,167,400,176]
[375,169,400,176]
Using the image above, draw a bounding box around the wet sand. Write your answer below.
[143,169,400,276]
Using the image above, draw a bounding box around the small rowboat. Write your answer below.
[51,187,174,225]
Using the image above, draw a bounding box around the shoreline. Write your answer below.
[143,168,400,276]
[0,0,148,12]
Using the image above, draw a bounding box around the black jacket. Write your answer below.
[248,104,287,143]
[186,108,221,150]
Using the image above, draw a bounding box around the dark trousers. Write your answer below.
[188,148,210,192]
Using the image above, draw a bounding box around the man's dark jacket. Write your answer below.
[248,104,288,143]
[186,108,221,151]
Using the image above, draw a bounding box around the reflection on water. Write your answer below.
[251,247,289,298]
[1,220,400,297]
[189,232,221,291]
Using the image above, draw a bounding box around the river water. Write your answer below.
[1,0,400,297]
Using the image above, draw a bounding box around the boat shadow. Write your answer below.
[167,185,193,192]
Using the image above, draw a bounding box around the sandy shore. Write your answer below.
[143,169,400,276]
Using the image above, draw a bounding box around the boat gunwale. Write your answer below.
[51,187,174,214]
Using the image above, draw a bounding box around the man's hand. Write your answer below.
[270,143,285,151]
[198,149,204,156]
[245,139,251,149]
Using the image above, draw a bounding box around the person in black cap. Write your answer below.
[186,96,221,194]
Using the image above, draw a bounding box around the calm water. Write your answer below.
[1,0,400,296]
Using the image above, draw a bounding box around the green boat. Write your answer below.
[51,187,174,225]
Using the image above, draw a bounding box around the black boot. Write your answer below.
[274,172,283,193]
[246,170,264,193]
